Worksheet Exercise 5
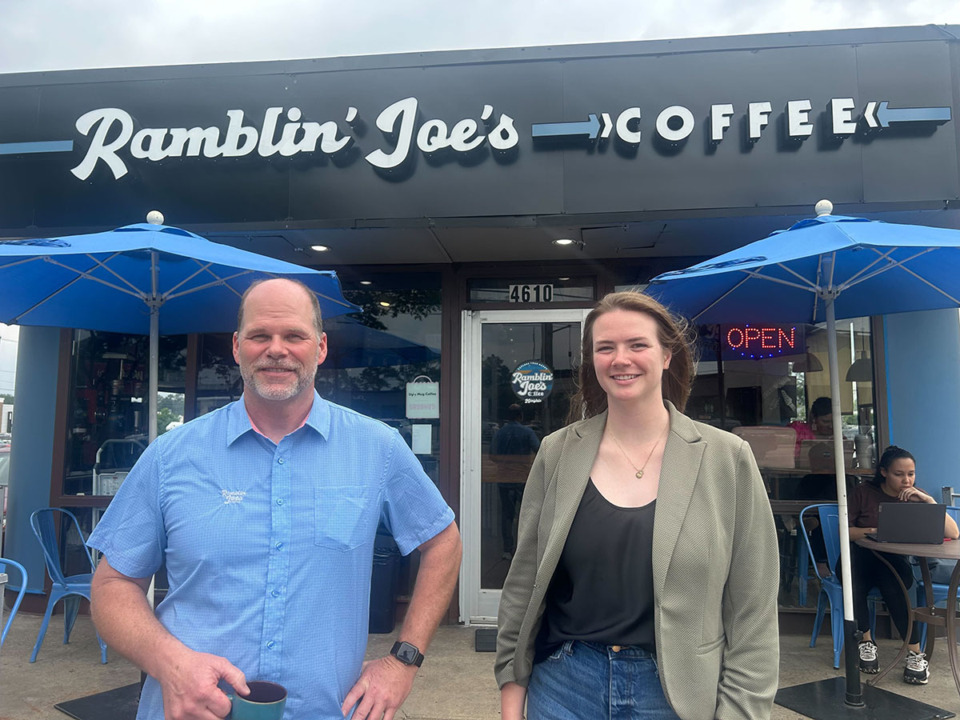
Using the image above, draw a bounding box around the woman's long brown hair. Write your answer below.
[566,291,698,424]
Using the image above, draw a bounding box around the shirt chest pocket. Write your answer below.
[314,485,378,551]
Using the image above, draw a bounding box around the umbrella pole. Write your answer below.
[826,297,863,706]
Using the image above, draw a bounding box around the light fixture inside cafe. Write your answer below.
[791,352,823,373]
[359,280,373,286]
[378,300,392,308]
[310,244,329,252]
[846,351,874,382]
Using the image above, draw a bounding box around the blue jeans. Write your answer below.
[527,641,681,720]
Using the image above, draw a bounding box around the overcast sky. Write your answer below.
[2,0,960,74]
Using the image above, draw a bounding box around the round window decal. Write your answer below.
[511,361,554,404]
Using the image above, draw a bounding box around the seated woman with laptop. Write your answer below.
[845,445,960,684]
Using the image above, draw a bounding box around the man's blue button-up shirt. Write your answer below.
[88,392,454,720]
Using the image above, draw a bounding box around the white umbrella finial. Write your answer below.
[814,199,833,217]
[146,210,164,225]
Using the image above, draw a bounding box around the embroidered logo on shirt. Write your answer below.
[221,490,246,505]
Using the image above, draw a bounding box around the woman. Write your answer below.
[495,291,780,720]
[847,445,959,684]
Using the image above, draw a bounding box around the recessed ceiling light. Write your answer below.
[359,280,373,286]
[558,276,570,281]
[310,244,329,252]
[378,300,392,308]
[553,238,575,246]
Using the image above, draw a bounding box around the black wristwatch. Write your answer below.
[390,641,424,667]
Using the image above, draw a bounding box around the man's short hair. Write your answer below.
[237,278,324,336]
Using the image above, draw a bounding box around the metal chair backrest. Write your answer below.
[29,508,95,587]
[800,503,840,581]
[0,556,27,647]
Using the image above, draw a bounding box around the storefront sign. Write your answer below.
[511,361,554,404]
[9,94,950,182]
[406,377,440,419]
[722,324,806,360]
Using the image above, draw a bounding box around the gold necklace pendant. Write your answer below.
[611,429,664,480]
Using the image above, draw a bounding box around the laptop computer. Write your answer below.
[797,439,854,472]
[867,502,947,544]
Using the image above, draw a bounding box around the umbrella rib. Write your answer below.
[896,261,960,304]
[834,247,921,291]
[161,261,221,300]
[11,272,90,324]
[165,269,357,309]
[41,256,144,300]
[164,269,256,301]
[757,265,819,292]
[691,274,754,321]
[81,253,151,297]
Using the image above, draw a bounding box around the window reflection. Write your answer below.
[64,331,186,496]
[686,318,876,611]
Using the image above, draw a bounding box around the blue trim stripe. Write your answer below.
[0,140,74,155]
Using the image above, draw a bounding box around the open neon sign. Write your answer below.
[722,324,805,360]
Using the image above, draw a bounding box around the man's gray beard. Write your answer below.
[241,364,316,401]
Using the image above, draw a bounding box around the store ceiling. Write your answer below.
[199,205,960,269]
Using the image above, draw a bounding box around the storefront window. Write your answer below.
[687,317,876,610]
[317,273,442,482]
[64,331,187,497]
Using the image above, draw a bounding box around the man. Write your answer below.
[89,278,461,720]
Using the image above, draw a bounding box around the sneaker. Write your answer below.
[858,641,879,674]
[904,650,929,685]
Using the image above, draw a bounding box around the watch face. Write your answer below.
[396,643,418,664]
[393,641,422,665]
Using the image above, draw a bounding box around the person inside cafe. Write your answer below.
[845,445,959,684]
[88,278,462,720]
[490,403,540,560]
[789,395,838,499]
[495,291,780,720]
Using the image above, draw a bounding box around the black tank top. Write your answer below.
[539,478,656,658]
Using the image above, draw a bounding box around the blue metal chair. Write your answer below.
[0,556,27,647]
[801,503,879,668]
[29,508,107,663]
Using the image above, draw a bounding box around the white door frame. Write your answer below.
[459,308,589,625]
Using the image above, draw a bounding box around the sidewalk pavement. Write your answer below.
[2,611,958,719]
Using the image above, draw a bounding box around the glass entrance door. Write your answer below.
[460,309,587,624]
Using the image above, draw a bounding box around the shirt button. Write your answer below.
[278,458,285,464]
[271,589,280,598]
[276,498,283,506]
[275,542,283,550]
[266,641,276,649]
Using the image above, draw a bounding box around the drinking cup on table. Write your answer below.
[227,681,287,720]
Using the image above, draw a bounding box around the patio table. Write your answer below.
[855,536,960,697]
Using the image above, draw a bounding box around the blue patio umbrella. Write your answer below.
[647,201,960,713]
[0,218,359,441]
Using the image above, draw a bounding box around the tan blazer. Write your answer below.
[496,403,780,720]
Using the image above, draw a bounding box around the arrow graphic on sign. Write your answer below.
[863,102,951,129]
[0,140,74,156]
[532,114,611,140]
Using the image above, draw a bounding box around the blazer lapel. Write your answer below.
[652,403,705,596]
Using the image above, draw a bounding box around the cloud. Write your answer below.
[1,0,958,74]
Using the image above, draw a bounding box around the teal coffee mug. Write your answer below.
[227,681,287,720]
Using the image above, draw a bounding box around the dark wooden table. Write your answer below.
[855,536,960,696]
